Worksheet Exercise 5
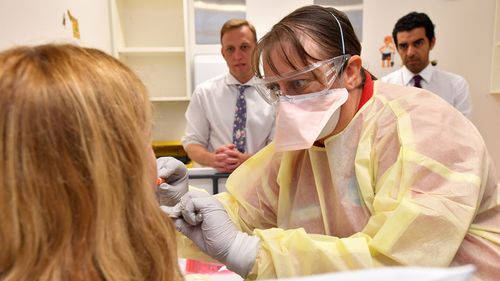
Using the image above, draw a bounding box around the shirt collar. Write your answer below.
[224,73,257,87]
[419,63,433,83]
[402,63,433,86]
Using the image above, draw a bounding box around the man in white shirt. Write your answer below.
[182,19,275,173]
[381,12,471,117]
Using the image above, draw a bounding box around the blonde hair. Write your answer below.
[0,44,183,281]
[220,19,257,43]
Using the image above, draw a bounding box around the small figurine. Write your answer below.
[379,35,396,68]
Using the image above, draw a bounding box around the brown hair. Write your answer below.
[252,5,361,78]
[0,44,182,281]
[220,18,257,43]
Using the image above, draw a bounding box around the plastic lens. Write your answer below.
[255,55,350,104]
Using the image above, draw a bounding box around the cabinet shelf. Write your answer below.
[110,0,192,141]
[109,0,191,100]
[150,97,190,102]
[117,47,185,55]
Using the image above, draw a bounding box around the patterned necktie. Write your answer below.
[233,85,250,153]
[413,74,423,88]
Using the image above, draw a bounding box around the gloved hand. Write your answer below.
[173,190,260,278]
[156,157,188,206]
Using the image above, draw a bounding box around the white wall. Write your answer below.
[0,0,111,52]
[247,0,312,38]
[363,0,500,169]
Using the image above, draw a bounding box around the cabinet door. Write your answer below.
[109,0,191,101]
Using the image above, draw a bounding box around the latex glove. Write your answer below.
[156,157,188,206]
[174,190,260,278]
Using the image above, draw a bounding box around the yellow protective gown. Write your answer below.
[178,81,499,280]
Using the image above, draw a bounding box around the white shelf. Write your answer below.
[109,0,193,142]
[117,47,185,55]
[109,0,191,100]
[150,97,190,102]
[111,0,186,48]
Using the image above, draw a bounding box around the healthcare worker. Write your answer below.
[157,5,500,281]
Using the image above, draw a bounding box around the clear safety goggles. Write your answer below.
[254,54,351,104]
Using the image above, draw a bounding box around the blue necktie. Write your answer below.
[413,74,423,88]
[233,85,249,153]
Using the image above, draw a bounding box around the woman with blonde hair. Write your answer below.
[0,44,183,281]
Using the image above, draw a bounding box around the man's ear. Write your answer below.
[430,37,436,50]
[342,55,362,89]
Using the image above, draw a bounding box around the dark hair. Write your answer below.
[392,12,435,47]
[220,19,257,43]
[252,5,361,78]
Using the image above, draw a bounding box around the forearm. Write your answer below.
[248,228,375,279]
[185,143,215,167]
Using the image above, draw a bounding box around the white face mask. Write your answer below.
[273,88,349,152]
[317,108,341,140]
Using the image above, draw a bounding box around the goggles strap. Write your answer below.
[329,12,345,55]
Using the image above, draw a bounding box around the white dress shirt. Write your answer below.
[381,64,472,117]
[182,73,275,154]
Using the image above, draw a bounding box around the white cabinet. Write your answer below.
[109,0,191,101]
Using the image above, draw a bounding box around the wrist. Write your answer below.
[209,152,219,168]
[242,153,252,161]
[225,232,260,278]
[170,173,187,185]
